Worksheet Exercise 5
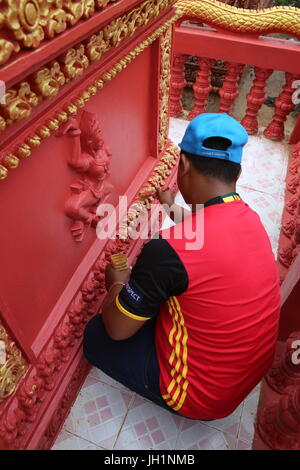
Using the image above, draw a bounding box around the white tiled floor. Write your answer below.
[52,117,289,451]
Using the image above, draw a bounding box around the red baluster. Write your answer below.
[278,142,300,273]
[264,72,300,141]
[241,67,273,135]
[218,62,244,115]
[188,58,213,120]
[169,54,187,118]
[266,332,300,394]
[278,188,300,270]
[257,386,300,450]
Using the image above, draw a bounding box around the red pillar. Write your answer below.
[169,54,187,118]
[188,57,213,120]
[241,67,273,135]
[264,72,300,141]
[218,62,244,115]
[257,384,300,450]
[290,114,300,145]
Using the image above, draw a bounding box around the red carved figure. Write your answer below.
[57,111,114,242]
[241,67,273,135]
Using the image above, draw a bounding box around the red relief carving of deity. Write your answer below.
[57,111,114,241]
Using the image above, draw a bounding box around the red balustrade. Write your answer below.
[173,21,300,142]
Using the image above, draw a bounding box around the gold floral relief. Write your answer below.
[0,320,27,403]
[0,13,180,182]
[41,1,67,39]
[95,0,112,8]
[83,0,97,19]
[31,64,61,98]
[0,0,175,129]
[0,82,39,124]
[86,31,108,62]
[0,0,105,67]
[158,26,172,152]
[59,45,90,81]
[64,0,85,26]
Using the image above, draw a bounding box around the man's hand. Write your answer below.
[105,263,131,291]
[156,188,175,207]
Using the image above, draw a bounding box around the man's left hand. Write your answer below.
[105,263,131,291]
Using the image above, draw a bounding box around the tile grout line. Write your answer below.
[112,393,137,450]
[53,428,107,450]
[235,400,246,450]
[88,371,133,394]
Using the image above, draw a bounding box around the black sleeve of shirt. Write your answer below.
[116,235,189,321]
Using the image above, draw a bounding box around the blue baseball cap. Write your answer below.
[178,113,248,164]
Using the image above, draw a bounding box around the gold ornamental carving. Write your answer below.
[1,81,39,126]
[0,0,118,66]
[0,321,27,403]
[30,61,66,99]
[176,0,300,37]
[0,0,175,131]
[0,13,180,182]
[0,0,175,66]
[158,26,172,152]
[119,141,179,239]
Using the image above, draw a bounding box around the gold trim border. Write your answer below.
[0,13,180,181]
[176,0,300,37]
[158,26,172,152]
[0,321,27,403]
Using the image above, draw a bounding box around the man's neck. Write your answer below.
[190,184,237,212]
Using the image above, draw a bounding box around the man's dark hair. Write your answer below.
[182,136,241,183]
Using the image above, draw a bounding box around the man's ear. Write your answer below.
[179,153,191,177]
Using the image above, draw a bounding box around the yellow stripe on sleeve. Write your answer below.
[115,295,151,321]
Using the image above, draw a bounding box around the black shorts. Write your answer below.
[83,314,177,414]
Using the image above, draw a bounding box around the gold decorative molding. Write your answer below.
[0,13,181,182]
[158,26,172,152]
[0,0,175,66]
[0,0,175,132]
[0,321,27,403]
[0,0,118,66]
[176,0,300,37]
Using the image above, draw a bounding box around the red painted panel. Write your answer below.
[87,44,159,198]
[0,43,159,346]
